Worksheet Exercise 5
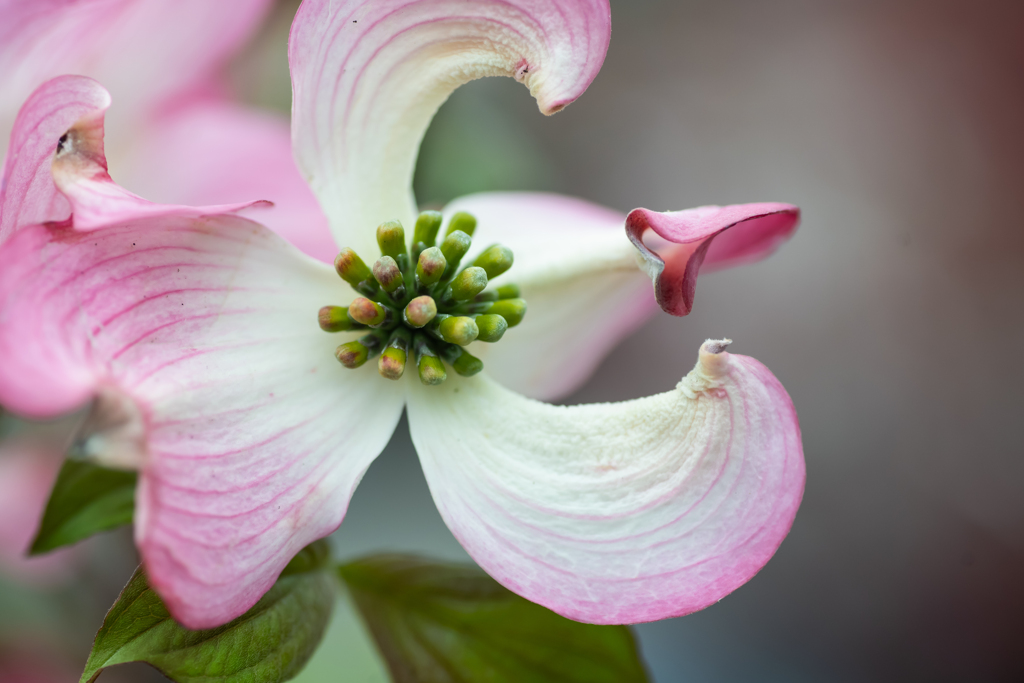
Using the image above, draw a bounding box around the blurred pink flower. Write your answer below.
[0,0,333,260]
[0,0,805,630]
[0,436,76,584]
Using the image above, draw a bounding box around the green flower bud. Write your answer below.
[416,247,447,287]
[485,298,526,327]
[335,341,369,368]
[496,283,520,299]
[378,329,410,380]
[372,255,405,295]
[440,345,483,377]
[318,305,364,332]
[334,248,377,296]
[376,220,407,269]
[414,334,446,385]
[418,355,446,385]
[439,316,479,346]
[439,231,472,280]
[348,297,391,327]
[448,266,488,302]
[472,244,514,279]
[412,211,443,249]
[445,211,477,238]
[404,295,437,328]
[475,314,508,342]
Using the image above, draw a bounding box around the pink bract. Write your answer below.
[0,0,805,629]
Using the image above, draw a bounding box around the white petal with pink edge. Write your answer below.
[627,204,800,316]
[0,215,404,628]
[407,341,805,625]
[289,0,611,258]
[441,192,656,401]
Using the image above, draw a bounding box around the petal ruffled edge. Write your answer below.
[408,340,805,624]
[626,203,800,316]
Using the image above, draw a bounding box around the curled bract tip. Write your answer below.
[703,338,733,355]
[626,204,800,317]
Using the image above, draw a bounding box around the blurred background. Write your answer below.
[3,0,1024,680]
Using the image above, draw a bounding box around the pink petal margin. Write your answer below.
[0,75,404,628]
[408,341,805,624]
[626,203,800,316]
[289,0,612,255]
[0,75,109,242]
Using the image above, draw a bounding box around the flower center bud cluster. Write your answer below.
[318,212,526,385]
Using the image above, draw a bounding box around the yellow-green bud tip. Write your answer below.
[473,244,514,279]
[335,341,368,368]
[449,266,488,301]
[376,220,406,262]
[318,305,362,332]
[486,298,527,327]
[475,314,508,342]
[412,211,443,248]
[439,316,479,346]
[446,211,477,238]
[334,248,373,287]
[416,247,447,286]
[418,355,446,385]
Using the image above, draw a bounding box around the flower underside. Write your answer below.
[319,211,525,385]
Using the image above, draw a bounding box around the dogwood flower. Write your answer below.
[0,0,805,630]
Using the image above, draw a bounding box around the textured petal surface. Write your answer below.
[0,0,273,157]
[0,75,109,242]
[627,204,800,316]
[289,0,611,256]
[119,99,337,264]
[442,192,655,401]
[407,341,805,625]
[0,215,403,628]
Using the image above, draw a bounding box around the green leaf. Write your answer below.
[80,541,336,683]
[29,458,136,555]
[338,555,650,683]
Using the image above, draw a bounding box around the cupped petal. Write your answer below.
[289,0,611,256]
[118,99,337,264]
[0,213,404,628]
[407,340,805,625]
[0,0,274,153]
[0,75,109,242]
[627,203,800,316]
[442,192,656,401]
[1,77,266,242]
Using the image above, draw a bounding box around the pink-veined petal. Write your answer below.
[0,75,109,242]
[1,77,266,241]
[118,99,337,263]
[0,215,404,628]
[0,101,402,626]
[627,203,800,317]
[0,0,274,155]
[442,192,656,401]
[407,340,805,625]
[289,0,611,256]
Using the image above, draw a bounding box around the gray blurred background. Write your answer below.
[5,0,1024,680]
